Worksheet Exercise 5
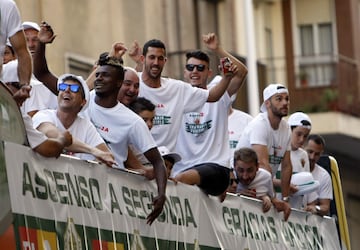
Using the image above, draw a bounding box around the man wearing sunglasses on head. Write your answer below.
[32,73,116,167]
[172,33,248,201]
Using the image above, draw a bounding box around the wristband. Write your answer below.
[282,196,289,202]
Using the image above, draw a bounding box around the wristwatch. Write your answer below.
[315,205,321,214]
[282,196,289,202]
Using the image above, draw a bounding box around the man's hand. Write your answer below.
[202,33,219,51]
[238,189,257,198]
[12,85,31,106]
[143,167,155,180]
[109,42,127,59]
[38,21,56,44]
[60,131,73,148]
[289,184,299,195]
[91,148,116,167]
[304,204,320,215]
[128,40,142,63]
[220,60,238,78]
[262,196,272,213]
[147,193,166,225]
[271,197,291,221]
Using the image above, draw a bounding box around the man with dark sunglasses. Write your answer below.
[128,36,243,154]
[32,73,115,167]
[172,33,248,200]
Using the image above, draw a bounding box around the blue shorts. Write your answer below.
[188,163,230,196]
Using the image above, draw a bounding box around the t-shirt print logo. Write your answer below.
[185,120,212,135]
[154,115,171,125]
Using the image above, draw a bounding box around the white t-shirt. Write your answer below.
[32,109,104,160]
[236,168,274,198]
[0,0,22,73]
[2,60,58,113]
[172,90,232,177]
[303,163,333,204]
[276,147,312,209]
[138,74,209,151]
[83,90,157,168]
[228,109,253,167]
[290,147,310,173]
[23,115,47,149]
[236,112,291,176]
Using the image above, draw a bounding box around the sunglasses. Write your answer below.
[185,64,206,72]
[230,178,239,185]
[58,83,81,93]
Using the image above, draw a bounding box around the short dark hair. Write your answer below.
[142,39,166,56]
[186,50,210,64]
[97,55,125,81]
[234,147,258,165]
[306,134,326,147]
[129,97,155,114]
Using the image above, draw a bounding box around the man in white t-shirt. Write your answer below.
[132,37,244,152]
[234,147,290,220]
[173,33,248,197]
[228,107,253,167]
[303,134,333,216]
[275,112,314,208]
[236,83,292,212]
[33,36,167,224]
[287,112,312,172]
[2,81,72,157]
[1,21,57,116]
[2,59,57,116]
[32,74,115,166]
[0,0,32,86]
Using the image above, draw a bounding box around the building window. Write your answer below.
[65,53,94,80]
[297,22,336,87]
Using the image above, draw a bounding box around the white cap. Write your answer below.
[291,172,319,196]
[288,112,312,129]
[22,21,40,31]
[260,83,288,112]
[57,74,90,111]
[5,39,12,48]
[158,146,181,163]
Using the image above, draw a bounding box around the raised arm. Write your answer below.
[128,40,143,72]
[33,21,58,95]
[86,42,127,90]
[203,33,248,97]
[9,30,32,87]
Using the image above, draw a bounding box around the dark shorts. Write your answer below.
[188,163,230,196]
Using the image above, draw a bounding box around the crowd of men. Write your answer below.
[1,0,333,226]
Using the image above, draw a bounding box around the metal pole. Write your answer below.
[244,0,260,116]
